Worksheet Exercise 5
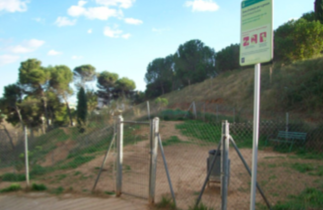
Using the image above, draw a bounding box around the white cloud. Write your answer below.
[96,0,135,9]
[7,39,45,53]
[55,16,77,27]
[33,17,43,22]
[72,55,83,60]
[0,54,20,66]
[87,29,92,33]
[68,1,119,20]
[185,0,219,12]
[103,26,122,38]
[122,33,131,39]
[26,39,45,48]
[47,50,62,56]
[0,0,28,12]
[152,28,170,33]
[124,18,142,25]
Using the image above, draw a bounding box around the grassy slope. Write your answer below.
[160,57,323,118]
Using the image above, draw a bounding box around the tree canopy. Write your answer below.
[73,64,96,89]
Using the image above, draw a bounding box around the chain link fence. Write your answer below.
[1,102,323,210]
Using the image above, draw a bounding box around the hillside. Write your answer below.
[156,57,323,121]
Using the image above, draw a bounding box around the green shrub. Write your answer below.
[156,196,176,210]
[1,173,25,182]
[31,183,47,191]
[0,184,21,193]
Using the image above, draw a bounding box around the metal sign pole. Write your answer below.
[250,63,261,210]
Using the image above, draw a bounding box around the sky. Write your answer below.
[0,0,313,101]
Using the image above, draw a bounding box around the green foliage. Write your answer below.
[77,87,87,130]
[73,64,96,88]
[301,11,316,22]
[273,188,323,210]
[145,55,175,98]
[31,183,47,191]
[188,203,213,210]
[216,44,240,72]
[59,156,95,169]
[51,186,64,195]
[174,39,216,87]
[156,196,176,210]
[0,173,25,182]
[274,18,323,62]
[155,97,168,111]
[176,120,221,143]
[162,136,184,147]
[30,165,54,177]
[291,163,323,176]
[115,77,136,97]
[315,0,323,23]
[0,184,21,193]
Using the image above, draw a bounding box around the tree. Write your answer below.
[173,39,216,87]
[49,65,74,126]
[86,90,98,112]
[0,84,24,126]
[0,108,15,150]
[216,44,240,72]
[301,11,316,22]
[18,59,50,127]
[144,55,175,97]
[274,18,323,62]
[73,64,96,89]
[315,0,323,23]
[114,77,136,99]
[76,87,87,130]
[97,71,119,104]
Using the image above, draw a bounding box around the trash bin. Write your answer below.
[207,149,230,185]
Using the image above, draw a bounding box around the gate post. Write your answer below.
[149,117,159,204]
[221,120,229,210]
[116,115,123,197]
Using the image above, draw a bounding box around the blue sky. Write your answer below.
[0,0,313,101]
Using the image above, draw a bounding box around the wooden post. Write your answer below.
[221,120,229,210]
[116,115,123,197]
[149,117,159,204]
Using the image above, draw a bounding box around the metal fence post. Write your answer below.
[24,126,30,187]
[221,120,229,210]
[116,115,123,197]
[149,117,159,204]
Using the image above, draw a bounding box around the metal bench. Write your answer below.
[266,131,307,152]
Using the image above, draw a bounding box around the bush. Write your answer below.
[31,183,47,191]
[0,173,25,182]
[0,184,21,193]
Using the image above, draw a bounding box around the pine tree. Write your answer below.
[315,0,323,23]
[76,87,87,131]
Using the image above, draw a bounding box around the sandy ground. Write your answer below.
[0,192,148,210]
[1,121,322,210]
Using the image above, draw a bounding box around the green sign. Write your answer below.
[240,0,273,66]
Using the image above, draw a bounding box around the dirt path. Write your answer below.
[0,192,148,210]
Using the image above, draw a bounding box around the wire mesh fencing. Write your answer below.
[1,102,323,210]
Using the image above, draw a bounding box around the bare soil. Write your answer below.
[1,121,322,210]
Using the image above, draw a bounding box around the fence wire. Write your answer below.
[1,103,323,210]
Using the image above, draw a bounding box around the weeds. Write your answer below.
[0,173,25,182]
[273,188,323,210]
[0,184,21,193]
[31,183,47,191]
[156,196,176,210]
[162,136,185,147]
[51,187,64,195]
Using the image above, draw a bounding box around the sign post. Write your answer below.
[240,0,273,209]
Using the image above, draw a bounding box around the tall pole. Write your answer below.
[24,126,30,187]
[221,120,229,210]
[116,115,123,197]
[250,63,261,210]
[149,117,159,204]
[147,101,151,120]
